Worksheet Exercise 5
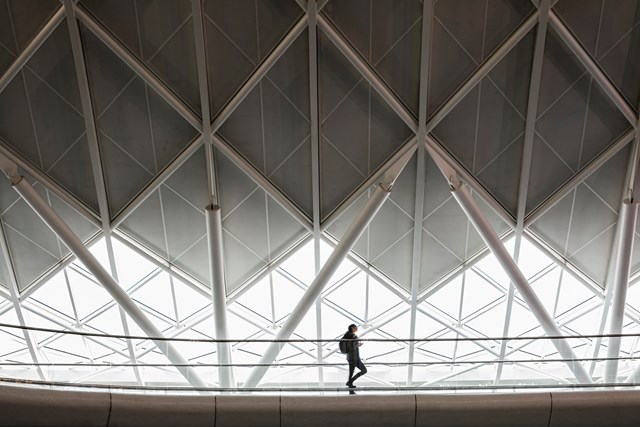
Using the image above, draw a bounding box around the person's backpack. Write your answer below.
[339,333,349,354]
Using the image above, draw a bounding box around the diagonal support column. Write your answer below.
[495,0,550,385]
[63,0,143,385]
[205,206,234,387]
[243,148,415,388]
[0,157,207,388]
[448,177,592,384]
[605,199,638,382]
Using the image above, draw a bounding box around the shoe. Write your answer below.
[346,382,356,388]
[349,390,356,395]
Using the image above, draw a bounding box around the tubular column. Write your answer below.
[206,205,235,388]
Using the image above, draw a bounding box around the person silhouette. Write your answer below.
[344,324,367,389]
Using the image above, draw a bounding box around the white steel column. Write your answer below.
[605,199,638,382]
[308,0,324,386]
[0,159,207,388]
[205,206,234,387]
[191,0,235,388]
[449,179,592,384]
[63,0,144,385]
[407,0,433,387]
[243,149,415,388]
[495,0,550,385]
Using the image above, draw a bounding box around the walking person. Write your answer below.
[343,324,367,389]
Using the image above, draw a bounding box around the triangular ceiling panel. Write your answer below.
[0,174,98,293]
[80,0,200,112]
[529,145,629,286]
[218,31,312,216]
[323,0,422,116]
[204,0,303,118]
[428,0,535,116]
[318,31,413,219]
[0,1,60,74]
[118,146,308,293]
[432,28,535,215]
[81,23,199,217]
[555,0,640,111]
[527,27,632,214]
[0,20,99,213]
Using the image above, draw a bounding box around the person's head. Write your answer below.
[348,324,358,333]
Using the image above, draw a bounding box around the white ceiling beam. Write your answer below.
[495,0,551,386]
[95,10,311,231]
[63,0,143,385]
[0,6,65,94]
[408,0,433,387]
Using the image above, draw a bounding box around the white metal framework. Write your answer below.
[0,0,639,389]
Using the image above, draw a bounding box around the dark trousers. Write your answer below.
[347,358,367,384]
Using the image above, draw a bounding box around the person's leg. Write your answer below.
[350,359,367,383]
[347,359,356,387]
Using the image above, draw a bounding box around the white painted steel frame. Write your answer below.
[0,0,637,389]
[495,0,550,386]
[243,150,414,387]
[62,0,143,386]
[605,199,638,382]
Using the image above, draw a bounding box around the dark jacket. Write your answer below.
[343,330,360,361]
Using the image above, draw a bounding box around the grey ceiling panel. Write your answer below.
[23,69,85,171]
[99,133,153,215]
[569,225,616,286]
[367,199,414,262]
[266,196,307,260]
[81,0,200,112]
[324,0,423,115]
[222,189,269,262]
[477,134,524,214]
[319,136,367,220]
[165,146,208,210]
[566,185,617,257]
[80,25,135,116]
[82,21,198,217]
[423,197,469,261]
[4,0,59,52]
[529,188,574,255]
[0,2,15,71]
[267,137,313,216]
[0,76,40,165]
[433,30,533,215]
[161,186,206,262]
[119,189,167,258]
[419,230,465,293]
[4,224,58,292]
[205,0,302,117]
[266,30,310,119]
[525,134,574,212]
[3,198,60,261]
[0,177,96,292]
[428,14,478,116]
[555,0,640,110]
[319,31,413,219]
[429,0,534,116]
[173,237,209,286]
[431,86,479,170]
[25,20,82,112]
[214,146,309,291]
[372,231,413,292]
[218,37,312,216]
[47,135,99,213]
[584,144,630,212]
